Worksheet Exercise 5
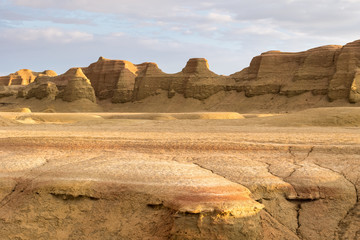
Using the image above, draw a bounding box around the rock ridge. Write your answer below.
[2,40,360,105]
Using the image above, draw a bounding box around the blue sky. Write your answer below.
[1,0,360,76]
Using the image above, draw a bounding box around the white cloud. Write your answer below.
[2,0,360,76]
[207,12,233,22]
[10,0,360,41]
[2,28,93,43]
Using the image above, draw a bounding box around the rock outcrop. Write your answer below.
[232,45,341,97]
[17,78,58,100]
[2,40,360,105]
[62,68,96,103]
[328,40,360,101]
[349,69,360,103]
[0,69,57,86]
[0,86,16,98]
[83,57,138,101]
[79,40,360,104]
[15,68,96,103]
[137,58,234,101]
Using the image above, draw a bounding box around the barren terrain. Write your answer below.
[0,108,359,239]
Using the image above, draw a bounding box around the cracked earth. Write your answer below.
[0,112,359,239]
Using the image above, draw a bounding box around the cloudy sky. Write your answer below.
[0,0,359,76]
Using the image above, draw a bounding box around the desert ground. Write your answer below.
[0,106,359,240]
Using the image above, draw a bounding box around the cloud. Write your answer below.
[207,12,233,22]
[9,0,360,42]
[1,0,360,76]
[1,28,94,43]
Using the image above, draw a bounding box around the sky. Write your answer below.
[0,0,360,76]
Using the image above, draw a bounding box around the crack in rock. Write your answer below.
[311,161,360,237]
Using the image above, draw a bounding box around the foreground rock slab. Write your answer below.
[0,112,359,239]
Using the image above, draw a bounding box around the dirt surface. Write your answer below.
[0,109,359,239]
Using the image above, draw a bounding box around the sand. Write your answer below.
[1,90,360,114]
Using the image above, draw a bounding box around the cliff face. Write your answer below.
[133,58,231,101]
[2,39,360,105]
[80,40,360,104]
[83,57,138,101]
[231,45,342,97]
[62,68,96,103]
[328,40,360,101]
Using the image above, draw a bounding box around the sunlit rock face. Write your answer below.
[17,78,59,100]
[349,69,360,103]
[0,69,57,86]
[328,40,360,101]
[79,40,360,104]
[62,68,96,103]
[2,40,360,105]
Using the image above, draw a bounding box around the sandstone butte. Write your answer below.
[0,40,360,240]
[1,39,360,107]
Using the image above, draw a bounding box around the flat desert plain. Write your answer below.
[0,108,359,240]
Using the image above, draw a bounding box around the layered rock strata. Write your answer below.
[17,79,58,100]
[80,40,360,104]
[61,68,96,103]
[2,40,360,104]
[16,68,96,103]
[0,69,57,86]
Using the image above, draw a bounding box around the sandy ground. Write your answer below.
[0,108,359,239]
[1,91,360,114]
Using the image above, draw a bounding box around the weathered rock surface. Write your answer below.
[79,39,360,104]
[232,45,341,97]
[124,58,235,101]
[2,40,360,106]
[0,112,359,239]
[0,69,57,86]
[328,40,360,101]
[0,86,16,98]
[84,57,139,101]
[17,78,58,100]
[349,69,360,103]
[62,68,96,103]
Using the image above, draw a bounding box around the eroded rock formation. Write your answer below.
[0,69,57,86]
[79,39,360,104]
[61,68,96,103]
[2,40,360,105]
[15,68,96,103]
[232,45,341,97]
[349,69,360,103]
[0,86,16,98]
[17,78,58,100]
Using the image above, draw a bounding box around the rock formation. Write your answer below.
[15,68,96,103]
[83,57,138,101]
[61,68,96,103]
[2,39,360,106]
[349,69,360,103]
[17,78,58,100]
[82,57,235,103]
[0,69,57,86]
[0,86,16,98]
[328,40,360,101]
[232,45,341,97]
[78,40,360,104]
